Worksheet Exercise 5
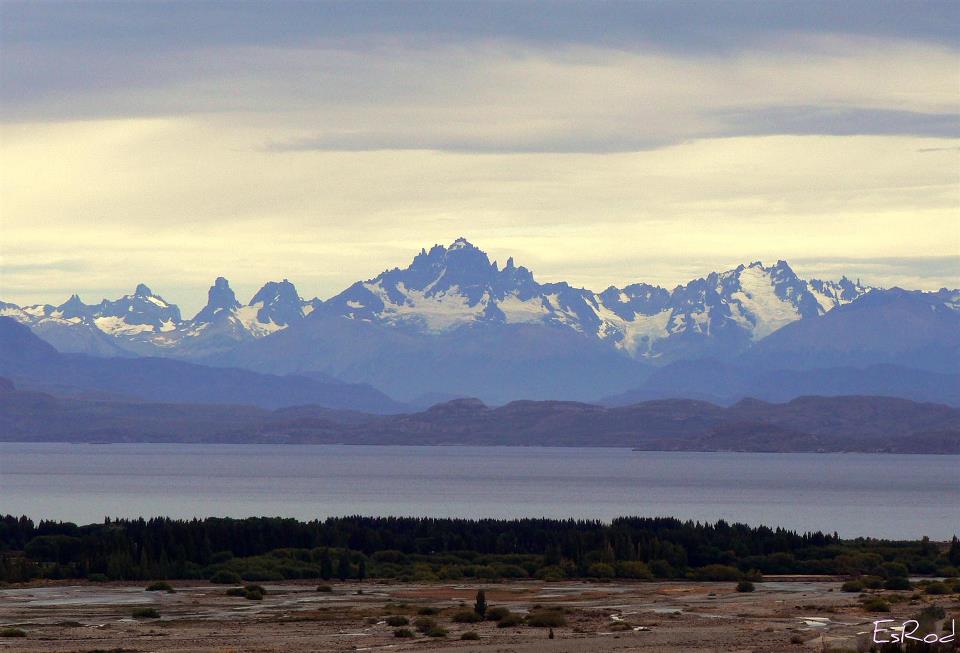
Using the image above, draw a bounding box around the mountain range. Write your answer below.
[3,377,956,453]
[2,238,958,404]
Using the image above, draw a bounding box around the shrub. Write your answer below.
[413,617,436,633]
[244,589,264,600]
[840,580,864,592]
[145,581,173,592]
[474,589,486,617]
[919,605,946,621]
[615,561,653,580]
[452,609,483,623]
[861,597,890,612]
[132,607,160,619]
[485,606,511,621]
[243,584,266,595]
[527,610,567,627]
[587,562,615,578]
[694,565,742,582]
[736,580,755,593]
[426,626,448,637]
[609,622,633,631]
[417,606,439,615]
[497,614,524,628]
[461,631,480,640]
[316,584,333,592]
[393,628,414,638]
[87,573,109,583]
[884,577,912,591]
[385,615,409,626]
[862,576,884,589]
[924,581,949,595]
[210,570,242,584]
[225,587,247,597]
[0,629,26,638]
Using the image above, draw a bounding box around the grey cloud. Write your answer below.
[262,107,959,154]
[713,106,960,139]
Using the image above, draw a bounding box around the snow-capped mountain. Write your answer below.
[5,238,954,369]
[1,279,321,357]
[311,238,875,362]
[3,238,957,404]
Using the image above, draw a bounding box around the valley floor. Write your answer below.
[1,578,957,652]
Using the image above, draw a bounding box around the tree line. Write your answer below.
[1,515,957,584]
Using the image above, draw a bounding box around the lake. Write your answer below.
[0,443,956,540]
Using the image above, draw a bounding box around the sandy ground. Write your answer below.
[0,578,956,652]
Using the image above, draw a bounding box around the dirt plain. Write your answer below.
[0,578,957,653]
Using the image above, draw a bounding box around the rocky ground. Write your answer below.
[0,578,957,652]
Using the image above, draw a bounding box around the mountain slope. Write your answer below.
[0,317,405,412]
[744,288,960,373]
[602,360,960,407]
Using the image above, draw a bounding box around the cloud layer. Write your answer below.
[1,2,957,311]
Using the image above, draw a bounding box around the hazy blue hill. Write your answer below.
[743,288,960,373]
[0,317,405,413]
[602,360,960,407]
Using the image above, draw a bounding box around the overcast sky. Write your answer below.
[1,1,958,314]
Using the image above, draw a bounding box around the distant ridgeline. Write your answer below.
[1,515,958,584]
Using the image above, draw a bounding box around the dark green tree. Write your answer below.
[319,550,333,580]
[337,554,350,581]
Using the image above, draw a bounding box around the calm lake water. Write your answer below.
[1,443,957,540]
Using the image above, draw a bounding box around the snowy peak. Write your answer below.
[806,276,873,312]
[320,238,560,332]
[192,277,241,323]
[93,284,181,335]
[248,279,309,327]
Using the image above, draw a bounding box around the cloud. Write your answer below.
[1,2,957,308]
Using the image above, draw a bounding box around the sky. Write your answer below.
[1,1,958,315]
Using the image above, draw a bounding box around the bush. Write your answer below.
[452,609,483,623]
[694,565,742,582]
[485,606,511,621]
[87,573,109,583]
[498,614,524,628]
[414,617,436,633]
[919,605,946,621]
[615,560,653,580]
[587,562,615,578]
[840,580,864,592]
[736,580,755,593]
[884,577,911,591]
[861,597,890,612]
[210,570,242,584]
[225,587,247,597]
[145,581,173,592]
[526,610,567,627]
[924,581,949,595]
[243,584,266,595]
[245,589,264,600]
[609,621,633,631]
[862,576,884,589]
[393,628,414,638]
[461,631,480,640]
[417,606,440,615]
[132,607,160,619]
[426,626,448,637]
[0,628,26,638]
[316,584,333,592]
[385,615,409,626]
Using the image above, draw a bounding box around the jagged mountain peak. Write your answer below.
[249,279,306,327]
[193,277,241,323]
[134,283,153,297]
